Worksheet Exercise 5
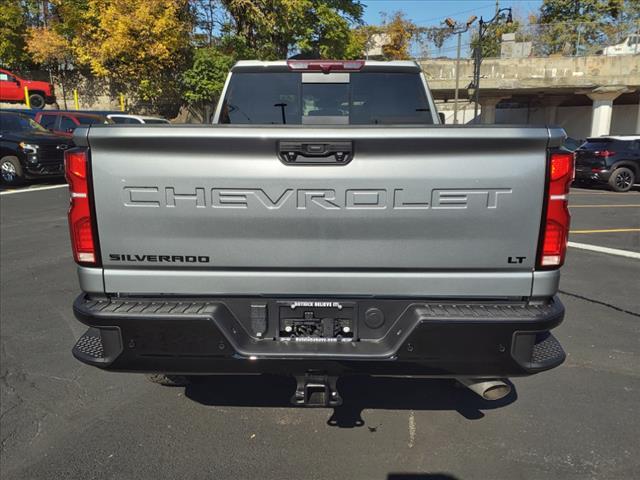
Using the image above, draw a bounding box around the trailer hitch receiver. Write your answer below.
[291,373,342,407]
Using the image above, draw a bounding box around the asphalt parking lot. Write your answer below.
[1,182,639,480]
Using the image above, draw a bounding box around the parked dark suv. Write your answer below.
[0,111,69,185]
[574,136,640,192]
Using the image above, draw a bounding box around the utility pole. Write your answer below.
[454,31,463,124]
[471,7,513,123]
[445,16,478,124]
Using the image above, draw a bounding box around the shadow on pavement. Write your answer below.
[571,181,640,193]
[0,176,66,192]
[184,375,517,428]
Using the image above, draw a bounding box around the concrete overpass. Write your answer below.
[421,55,640,136]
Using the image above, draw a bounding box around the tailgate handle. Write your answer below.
[278,141,353,165]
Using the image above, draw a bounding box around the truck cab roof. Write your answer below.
[231,60,421,73]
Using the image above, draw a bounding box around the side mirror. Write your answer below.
[438,112,446,124]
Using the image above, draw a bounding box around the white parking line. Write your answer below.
[0,184,68,196]
[568,241,640,259]
[571,188,640,195]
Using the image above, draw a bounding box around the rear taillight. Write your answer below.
[65,148,99,266]
[594,150,615,157]
[538,151,574,268]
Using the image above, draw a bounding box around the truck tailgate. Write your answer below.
[83,125,562,297]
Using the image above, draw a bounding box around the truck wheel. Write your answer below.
[608,167,635,192]
[29,93,46,109]
[146,374,191,387]
[0,156,25,186]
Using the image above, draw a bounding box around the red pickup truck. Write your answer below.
[0,68,56,109]
[34,111,112,138]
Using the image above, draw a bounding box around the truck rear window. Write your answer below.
[219,72,433,125]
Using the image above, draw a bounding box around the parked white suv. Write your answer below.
[602,34,640,56]
[106,114,170,124]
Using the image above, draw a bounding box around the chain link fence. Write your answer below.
[425,21,640,59]
[511,20,640,57]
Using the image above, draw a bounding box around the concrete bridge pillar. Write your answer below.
[543,97,565,126]
[480,97,507,124]
[584,87,631,137]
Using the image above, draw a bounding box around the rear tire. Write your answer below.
[146,374,191,387]
[29,93,46,110]
[608,167,635,192]
[0,156,25,186]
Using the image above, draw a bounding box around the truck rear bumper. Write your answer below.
[25,163,64,178]
[574,167,612,183]
[72,294,566,377]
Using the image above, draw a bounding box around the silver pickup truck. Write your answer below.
[66,60,573,405]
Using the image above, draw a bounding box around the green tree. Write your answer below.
[342,12,453,60]
[533,0,640,56]
[24,1,91,107]
[0,0,28,68]
[343,24,377,59]
[219,0,364,59]
[379,11,420,60]
[182,44,235,121]
[297,2,353,58]
[471,19,522,59]
[26,26,76,107]
[73,0,194,115]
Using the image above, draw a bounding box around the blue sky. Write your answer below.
[363,0,543,25]
[362,0,543,57]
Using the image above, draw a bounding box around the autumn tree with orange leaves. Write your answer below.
[23,0,193,114]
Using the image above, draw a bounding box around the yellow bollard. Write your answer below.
[119,93,125,112]
[24,86,31,108]
[73,89,79,110]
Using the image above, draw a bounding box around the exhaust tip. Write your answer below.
[482,383,511,401]
[458,378,512,401]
